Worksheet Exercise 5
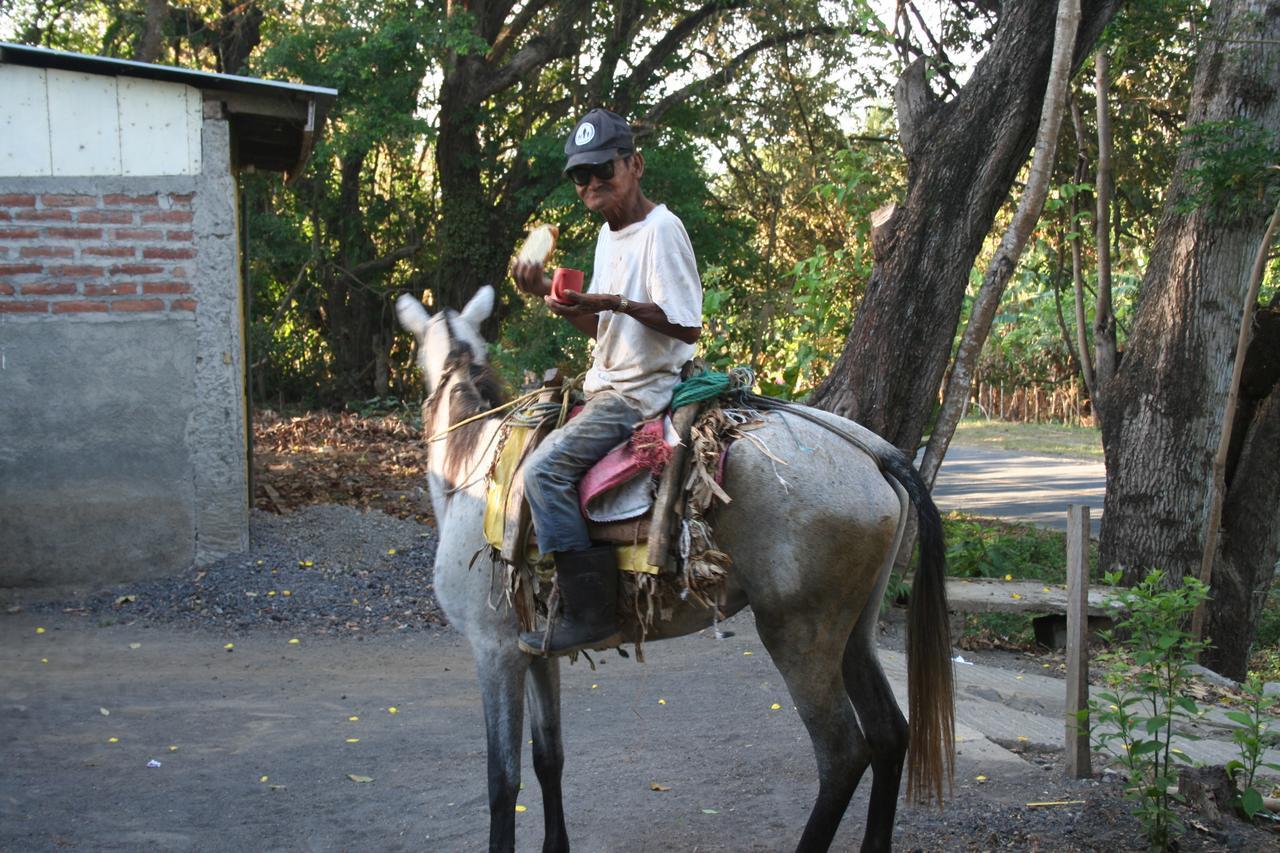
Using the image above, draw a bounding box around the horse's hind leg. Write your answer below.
[755,615,871,853]
[525,655,569,853]
[476,646,528,853]
[843,624,908,853]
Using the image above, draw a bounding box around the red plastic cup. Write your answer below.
[551,267,584,302]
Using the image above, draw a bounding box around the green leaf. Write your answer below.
[1224,710,1255,728]
[1131,740,1164,756]
[1241,787,1264,819]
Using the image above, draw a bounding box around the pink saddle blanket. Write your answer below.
[577,416,676,523]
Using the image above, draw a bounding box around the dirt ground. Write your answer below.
[4,413,1277,851]
[4,607,1277,853]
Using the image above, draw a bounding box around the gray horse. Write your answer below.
[396,286,954,853]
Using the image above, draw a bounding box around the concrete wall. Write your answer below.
[0,101,248,588]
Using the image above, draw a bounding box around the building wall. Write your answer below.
[0,90,248,588]
[0,64,202,177]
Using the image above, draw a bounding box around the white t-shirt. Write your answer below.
[583,204,702,417]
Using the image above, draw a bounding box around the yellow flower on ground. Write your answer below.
[36,627,45,634]
[388,707,398,714]
[515,805,527,813]
[770,703,782,711]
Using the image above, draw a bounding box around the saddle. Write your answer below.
[482,368,707,575]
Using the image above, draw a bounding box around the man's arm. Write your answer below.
[548,291,699,344]
[512,261,599,338]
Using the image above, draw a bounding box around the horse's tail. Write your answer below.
[881,451,955,805]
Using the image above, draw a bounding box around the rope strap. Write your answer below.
[671,366,755,410]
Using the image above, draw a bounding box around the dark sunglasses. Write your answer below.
[567,155,631,186]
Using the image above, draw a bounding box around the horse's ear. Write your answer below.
[395,293,431,339]
[459,285,495,330]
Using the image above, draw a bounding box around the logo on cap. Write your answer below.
[574,122,596,146]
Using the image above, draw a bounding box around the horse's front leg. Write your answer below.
[477,645,529,853]
[526,655,569,853]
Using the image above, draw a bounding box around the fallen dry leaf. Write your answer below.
[347,774,374,783]
[649,783,671,792]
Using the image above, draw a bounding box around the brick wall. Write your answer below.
[0,191,198,315]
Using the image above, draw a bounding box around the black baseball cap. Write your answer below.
[563,108,634,173]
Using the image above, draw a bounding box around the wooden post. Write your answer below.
[646,403,701,570]
[1065,504,1092,778]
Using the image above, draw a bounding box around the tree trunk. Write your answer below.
[319,151,386,403]
[1097,0,1280,677]
[1191,200,1280,642]
[1091,48,1118,407]
[920,0,1081,489]
[808,0,1120,452]
[434,65,526,314]
[1069,92,1096,401]
[213,1,263,76]
[136,0,167,63]
[1203,309,1280,678]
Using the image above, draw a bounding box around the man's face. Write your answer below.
[574,154,643,219]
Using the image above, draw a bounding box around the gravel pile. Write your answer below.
[28,505,445,636]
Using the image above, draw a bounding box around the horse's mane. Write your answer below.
[425,340,507,486]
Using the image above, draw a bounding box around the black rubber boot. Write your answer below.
[519,545,622,656]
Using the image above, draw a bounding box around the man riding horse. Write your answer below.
[511,107,703,656]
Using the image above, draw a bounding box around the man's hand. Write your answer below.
[544,289,615,318]
[512,261,551,298]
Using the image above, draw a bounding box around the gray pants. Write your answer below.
[524,391,643,554]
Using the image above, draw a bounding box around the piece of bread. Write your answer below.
[516,223,558,267]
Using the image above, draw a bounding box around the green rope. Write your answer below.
[671,366,754,410]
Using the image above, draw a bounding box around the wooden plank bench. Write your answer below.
[943,577,1125,647]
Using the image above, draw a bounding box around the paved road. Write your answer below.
[923,446,1105,533]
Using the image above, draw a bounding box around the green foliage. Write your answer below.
[943,513,1078,583]
[1176,119,1280,222]
[701,134,904,397]
[1225,676,1280,820]
[940,512,1097,646]
[1086,570,1210,851]
[1256,584,1280,649]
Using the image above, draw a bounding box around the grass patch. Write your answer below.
[940,512,1102,648]
[947,418,1103,460]
[943,512,1099,584]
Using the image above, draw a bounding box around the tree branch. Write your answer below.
[615,0,750,112]
[587,0,647,106]
[640,25,838,130]
[474,0,592,102]
[487,0,553,65]
[894,56,936,161]
[347,242,422,279]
